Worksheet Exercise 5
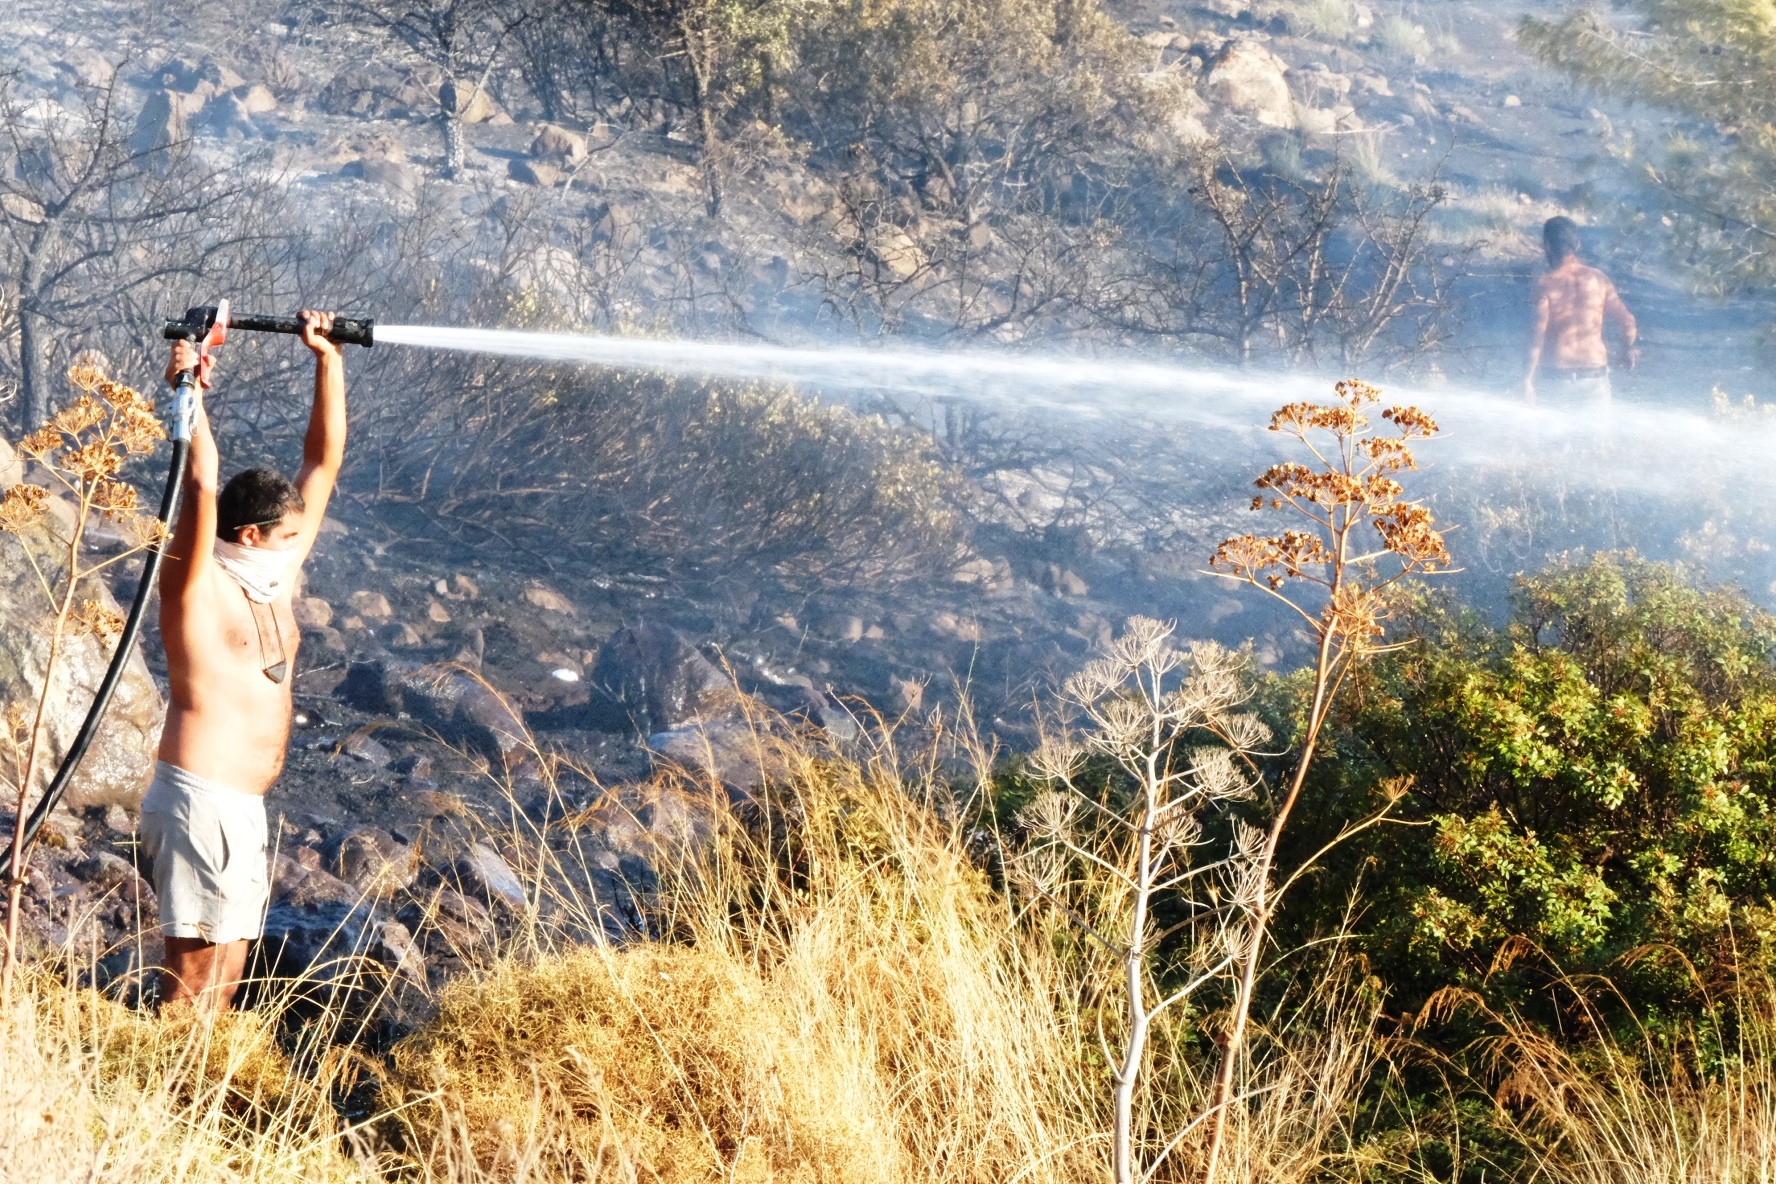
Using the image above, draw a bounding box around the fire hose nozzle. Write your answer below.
[162,306,375,349]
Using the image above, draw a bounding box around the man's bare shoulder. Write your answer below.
[1578,263,1616,290]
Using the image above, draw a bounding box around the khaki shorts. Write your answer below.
[1547,368,1612,409]
[140,762,270,944]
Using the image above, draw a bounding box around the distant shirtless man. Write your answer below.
[1525,216,1639,406]
[144,312,345,1009]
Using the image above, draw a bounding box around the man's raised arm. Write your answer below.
[160,341,218,598]
[292,310,346,559]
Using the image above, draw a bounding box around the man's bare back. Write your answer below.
[1526,217,1638,404]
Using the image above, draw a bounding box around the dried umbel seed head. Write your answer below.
[1210,379,1448,631]
[0,484,49,534]
[69,599,125,642]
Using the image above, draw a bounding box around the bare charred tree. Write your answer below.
[1085,149,1455,370]
[327,0,533,178]
[0,71,284,434]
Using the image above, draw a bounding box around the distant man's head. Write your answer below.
[1543,216,1583,268]
[218,468,304,549]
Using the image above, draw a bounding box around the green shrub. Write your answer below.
[1285,553,1776,1012]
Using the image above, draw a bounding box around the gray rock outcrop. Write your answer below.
[583,623,741,735]
[1202,40,1295,129]
[0,512,164,813]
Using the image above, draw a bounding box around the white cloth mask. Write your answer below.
[213,539,298,603]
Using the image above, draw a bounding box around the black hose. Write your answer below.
[0,436,190,878]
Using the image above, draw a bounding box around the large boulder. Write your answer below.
[531,124,588,163]
[339,157,420,195]
[1201,40,1295,129]
[339,655,528,768]
[0,506,164,812]
[193,92,258,140]
[441,79,501,124]
[582,623,741,735]
[648,721,789,792]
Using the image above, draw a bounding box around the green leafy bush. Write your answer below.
[1286,553,1776,1011]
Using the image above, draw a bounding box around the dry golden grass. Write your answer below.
[385,725,1107,1183]
[24,710,1766,1184]
[0,966,370,1182]
[1447,962,1776,1184]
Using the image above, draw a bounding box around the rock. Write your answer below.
[930,612,984,642]
[0,521,163,811]
[269,853,359,908]
[648,721,787,792]
[1202,40,1295,129]
[194,93,257,140]
[319,71,382,118]
[1296,104,1360,136]
[531,124,587,162]
[335,826,417,897]
[347,590,392,620]
[865,226,927,280]
[234,84,278,115]
[426,600,451,624]
[737,660,856,741]
[300,624,346,661]
[256,897,426,1010]
[168,59,246,95]
[587,200,636,245]
[441,79,500,124]
[890,675,925,712]
[294,596,333,628]
[400,885,495,952]
[56,52,116,90]
[339,731,393,767]
[582,623,741,735]
[387,622,425,649]
[340,656,528,768]
[1503,94,1522,109]
[70,850,153,914]
[454,842,527,911]
[130,89,188,156]
[522,582,576,615]
[1040,565,1089,597]
[952,556,1014,592]
[340,158,421,196]
[507,158,562,187]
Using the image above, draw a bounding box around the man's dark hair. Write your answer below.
[1544,216,1583,267]
[217,468,304,541]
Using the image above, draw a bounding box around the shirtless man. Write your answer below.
[144,311,345,1009]
[1525,216,1639,406]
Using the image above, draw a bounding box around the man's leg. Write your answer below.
[161,936,251,1010]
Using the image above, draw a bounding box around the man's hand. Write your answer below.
[298,310,342,362]
[165,339,216,390]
